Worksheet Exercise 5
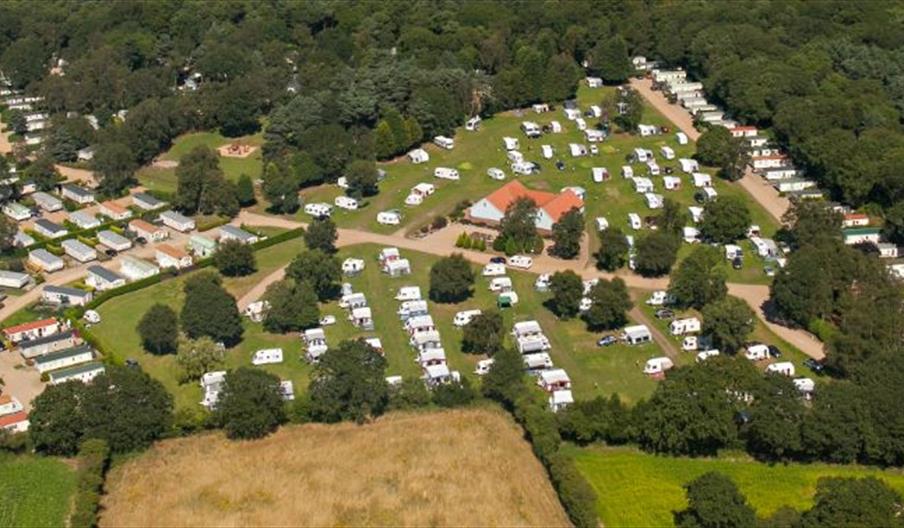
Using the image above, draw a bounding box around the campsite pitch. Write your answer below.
[100,408,570,527]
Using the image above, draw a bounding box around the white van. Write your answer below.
[487,167,506,180]
[482,263,506,276]
[595,217,609,231]
[541,145,554,159]
[434,167,460,180]
[434,135,455,150]
[643,357,674,375]
[453,309,482,327]
[334,196,358,210]
[628,213,642,230]
[508,255,533,269]
[489,276,513,292]
[377,210,402,225]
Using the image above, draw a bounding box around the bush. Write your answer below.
[69,438,111,528]
[432,378,477,408]
[546,452,600,528]
[431,216,448,230]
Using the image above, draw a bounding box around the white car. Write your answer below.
[487,167,506,180]
[508,255,533,269]
[319,315,337,326]
[83,310,101,324]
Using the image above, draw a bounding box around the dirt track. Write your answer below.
[629,78,790,223]
[235,211,824,359]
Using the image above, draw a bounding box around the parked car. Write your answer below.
[555,160,565,171]
[135,236,148,245]
[804,358,825,374]
[597,335,617,347]
[768,345,781,358]
[104,248,117,257]
[489,256,506,264]
[764,266,776,277]
[655,308,675,320]
[664,166,674,175]
[732,257,743,270]
[589,145,599,155]
[319,315,337,326]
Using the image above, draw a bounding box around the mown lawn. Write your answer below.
[0,453,77,528]
[569,445,904,527]
[138,131,264,194]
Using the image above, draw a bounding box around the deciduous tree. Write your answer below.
[137,303,179,354]
[429,253,475,303]
[309,339,389,423]
[214,367,286,439]
[551,207,584,259]
[548,270,584,319]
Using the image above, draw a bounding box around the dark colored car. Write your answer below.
[732,257,743,270]
[104,248,117,257]
[664,166,674,175]
[655,308,675,320]
[489,256,506,264]
[597,335,617,347]
[125,358,140,368]
[555,160,565,171]
[804,358,825,374]
[768,345,781,358]
[135,236,148,245]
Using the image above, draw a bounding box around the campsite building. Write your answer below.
[0,270,31,289]
[132,192,166,211]
[33,344,94,374]
[86,265,127,291]
[60,184,95,205]
[18,330,79,359]
[159,210,195,232]
[42,285,92,306]
[842,227,881,246]
[3,318,61,344]
[120,256,160,281]
[3,202,30,221]
[467,180,584,234]
[69,210,100,229]
[98,201,132,220]
[219,225,259,245]
[34,219,68,239]
[97,230,132,251]
[128,219,168,241]
[189,235,217,257]
[28,249,64,272]
[32,192,62,212]
[49,362,104,385]
[61,239,97,263]
[155,244,193,269]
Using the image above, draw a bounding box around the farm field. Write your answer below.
[0,453,77,528]
[100,408,570,527]
[281,84,779,260]
[137,130,264,195]
[570,445,904,527]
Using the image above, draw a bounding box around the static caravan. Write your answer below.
[219,225,259,245]
[188,234,216,257]
[433,135,455,150]
[61,239,97,263]
[86,265,126,291]
[434,167,460,181]
[159,210,195,232]
[98,201,132,220]
[28,249,64,272]
[0,270,31,289]
[60,184,95,205]
[32,192,62,212]
[628,213,642,230]
[669,317,701,336]
[3,202,31,221]
[643,357,674,375]
[34,219,68,239]
[621,325,652,345]
[549,389,574,413]
[408,148,430,164]
[18,330,79,360]
[42,285,92,306]
[132,192,166,211]
[48,362,104,386]
[745,344,770,361]
[69,211,100,230]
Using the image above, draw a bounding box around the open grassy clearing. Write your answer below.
[0,453,77,528]
[137,131,264,194]
[101,408,569,527]
[276,85,778,258]
[569,445,904,527]
[87,240,672,413]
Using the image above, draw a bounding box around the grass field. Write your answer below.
[569,445,904,527]
[0,453,76,528]
[86,239,671,413]
[271,85,779,254]
[137,131,264,194]
[100,408,569,527]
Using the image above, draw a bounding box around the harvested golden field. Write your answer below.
[100,408,569,527]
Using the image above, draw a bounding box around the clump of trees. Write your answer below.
[214,367,286,440]
[550,208,584,259]
[212,239,256,277]
[461,310,505,356]
[494,197,542,255]
[308,340,389,423]
[179,272,244,346]
[429,253,475,303]
[594,227,629,271]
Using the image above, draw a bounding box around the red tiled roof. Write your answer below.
[0,394,12,405]
[845,213,868,220]
[731,125,757,132]
[483,181,584,223]
[129,219,159,233]
[3,318,57,336]
[101,201,127,214]
[156,244,188,259]
[0,411,27,428]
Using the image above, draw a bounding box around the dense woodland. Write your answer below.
[2,0,904,501]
